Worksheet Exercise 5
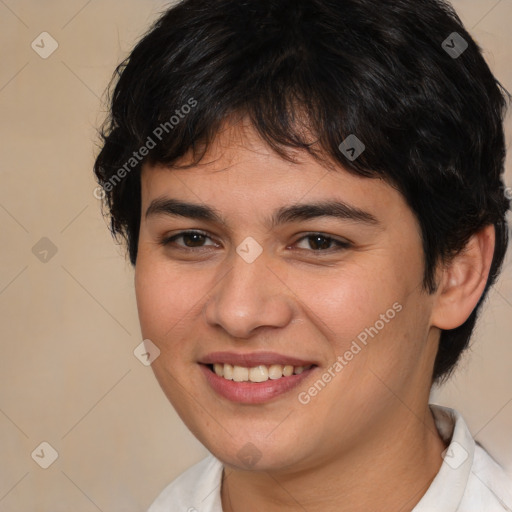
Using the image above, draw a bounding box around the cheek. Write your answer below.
[134,256,206,351]
[280,261,399,350]
[289,257,427,391]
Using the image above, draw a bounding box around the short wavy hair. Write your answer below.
[94,0,510,383]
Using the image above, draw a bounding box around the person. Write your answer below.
[93,0,512,510]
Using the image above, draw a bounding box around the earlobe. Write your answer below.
[430,224,495,330]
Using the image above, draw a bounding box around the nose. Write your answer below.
[202,247,295,339]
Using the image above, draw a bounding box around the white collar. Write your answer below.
[412,404,475,511]
[211,405,476,512]
[149,404,512,511]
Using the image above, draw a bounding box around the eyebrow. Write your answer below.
[145,197,379,228]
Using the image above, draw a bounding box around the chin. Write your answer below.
[202,433,308,473]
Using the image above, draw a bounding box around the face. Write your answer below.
[135,118,440,473]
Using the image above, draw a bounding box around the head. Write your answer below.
[94,0,509,471]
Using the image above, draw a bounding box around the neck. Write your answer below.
[221,404,447,512]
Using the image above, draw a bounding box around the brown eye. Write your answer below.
[294,233,351,252]
[160,231,217,249]
[179,232,207,247]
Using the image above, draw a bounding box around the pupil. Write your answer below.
[185,233,204,247]
[311,235,329,250]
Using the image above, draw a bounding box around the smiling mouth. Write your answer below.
[207,363,316,383]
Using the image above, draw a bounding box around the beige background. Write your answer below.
[0,0,511,510]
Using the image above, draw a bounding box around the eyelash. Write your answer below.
[158,230,352,254]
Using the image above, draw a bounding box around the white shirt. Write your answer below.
[147,405,512,511]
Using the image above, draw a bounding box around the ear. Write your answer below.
[430,224,495,330]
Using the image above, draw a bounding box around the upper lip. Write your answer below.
[199,351,317,367]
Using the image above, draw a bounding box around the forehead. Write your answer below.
[140,119,409,226]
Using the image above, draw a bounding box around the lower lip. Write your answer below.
[199,364,316,404]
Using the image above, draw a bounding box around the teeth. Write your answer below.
[223,364,234,380]
[213,363,224,377]
[211,363,312,382]
[283,365,293,377]
[233,365,249,382]
[268,364,283,380]
[249,365,268,382]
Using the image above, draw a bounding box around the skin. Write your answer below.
[135,116,495,512]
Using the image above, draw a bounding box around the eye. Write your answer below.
[292,233,352,252]
[159,230,352,254]
[159,230,218,249]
